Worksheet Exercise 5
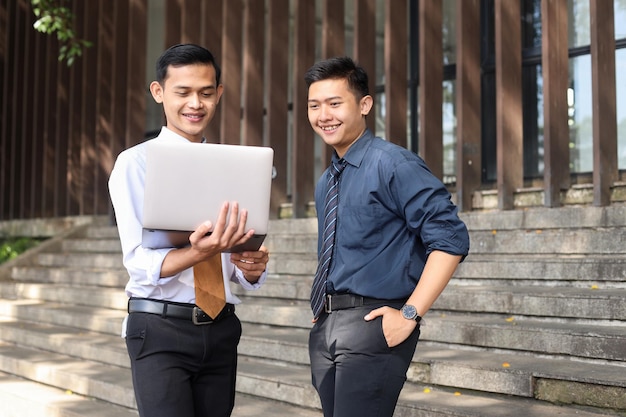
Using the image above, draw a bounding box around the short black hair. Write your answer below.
[155,44,221,85]
[304,56,369,99]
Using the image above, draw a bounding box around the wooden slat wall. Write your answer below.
[242,0,265,147]
[352,0,376,135]
[220,0,243,145]
[384,0,408,146]
[541,0,569,207]
[455,0,481,212]
[495,0,523,210]
[320,0,345,168]
[202,0,223,143]
[291,0,316,218]
[590,0,618,206]
[266,0,290,217]
[418,0,443,178]
[0,0,623,222]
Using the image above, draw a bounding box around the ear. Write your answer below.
[149,81,164,104]
[360,95,373,117]
[215,84,224,105]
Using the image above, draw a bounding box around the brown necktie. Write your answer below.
[193,253,226,318]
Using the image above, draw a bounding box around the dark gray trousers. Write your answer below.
[309,302,420,417]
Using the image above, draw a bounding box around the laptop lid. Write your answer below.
[142,140,274,252]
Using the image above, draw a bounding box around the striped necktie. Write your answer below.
[310,158,347,318]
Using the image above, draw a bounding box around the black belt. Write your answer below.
[324,294,401,313]
[128,298,235,325]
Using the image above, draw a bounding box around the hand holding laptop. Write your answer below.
[189,201,254,254]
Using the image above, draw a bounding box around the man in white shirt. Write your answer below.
[108,44,269,417]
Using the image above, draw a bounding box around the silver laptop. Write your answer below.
[142,140,274,252]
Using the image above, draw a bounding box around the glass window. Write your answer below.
[617,48,626,169]
[568,55,593,173]
[442,80,456,181]
[568,0,590,48]
[615,0,626,40]
[442,0,456,65]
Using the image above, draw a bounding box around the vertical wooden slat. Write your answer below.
[242,0,264,147]
[455,0,481,212]
[94,0,114,214]
[30,27,44,217]
[202,0,223,143]
[267,0,290,217]
[291,0,316,217]
[418,0,443,177]
[353,0,376,134]
[112,0,131,152]
[384,0,407,147]
[126,0,147,149]
[320,0,345,167]
[165,0,182,47]
[108,0,130,219]
[20,0,33,217]
[220,0,243,144]
[7,1,26,219]
[0,0,9,218]
[80,0,99,215]
[182,0,202,44]
[495,0,523,210]
[322,0,344,58]
[42,26,59,217]
[66,0,85,216]
[541,0,569,207]
[590,0,617,206]
[55,59,70,216]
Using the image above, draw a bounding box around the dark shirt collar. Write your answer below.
[331,129,374,169]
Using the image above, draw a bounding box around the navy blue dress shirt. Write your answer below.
[315,129,470,300]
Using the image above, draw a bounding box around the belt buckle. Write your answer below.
[324,294,332,314]
[192,307,214,325]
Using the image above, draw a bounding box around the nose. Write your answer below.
[319,104,332,121]
[188,93,202,109]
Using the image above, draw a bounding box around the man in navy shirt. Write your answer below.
[305,56,470,417]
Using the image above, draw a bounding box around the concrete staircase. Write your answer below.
[0,204,625,416]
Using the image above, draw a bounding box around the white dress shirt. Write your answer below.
[108,127,266,308]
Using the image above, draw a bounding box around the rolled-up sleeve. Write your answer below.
[393,159,470,259]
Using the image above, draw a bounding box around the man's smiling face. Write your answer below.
[307,78,372,157]
[150,63,223,143]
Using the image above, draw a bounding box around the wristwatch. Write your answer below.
[401,304,422,324]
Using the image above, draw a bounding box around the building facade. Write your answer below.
[1,0,625,222]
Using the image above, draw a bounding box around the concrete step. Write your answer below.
[0,282,127,310]
[36,252,123,269]
[239,321,626,407]
[0,300,125,335]
[237,356,619,417]
[62,238,122,253]
[264,226,626,256]
[468,227,626,255]
[0,341,136,408]
[1,311,623,412]
[0,371,138,417]
[234,275,626,320]
[10,265,128,287]
[235,300,626,361]
[2,291,624,364]
[459,204,626,231]
[454,254,626,284]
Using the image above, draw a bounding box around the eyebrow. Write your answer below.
[307,95,342,103]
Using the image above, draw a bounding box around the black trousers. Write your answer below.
[125,311,242,417]
[309,302,420,417]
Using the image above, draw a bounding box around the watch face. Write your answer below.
[402,304,417,320]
